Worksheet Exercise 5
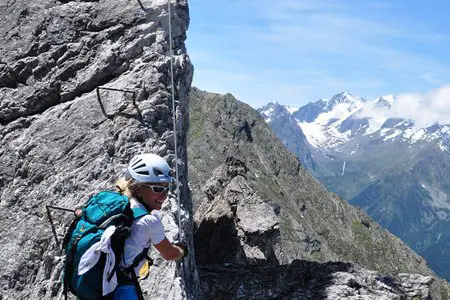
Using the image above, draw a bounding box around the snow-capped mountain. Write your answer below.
[259,101,297,123]
[259,91,450,281]
[262,92,450,152]
[257,102,316,171]
[375,95,395,109]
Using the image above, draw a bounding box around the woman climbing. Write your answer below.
[112,153,187,299]
[64,153,187,300]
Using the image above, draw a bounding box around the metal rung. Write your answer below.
[96,86,137,119]
[136,0,147,11]
[98,87,135,94]
[46,205,76,247]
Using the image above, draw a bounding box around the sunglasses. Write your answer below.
[141,184,170,194]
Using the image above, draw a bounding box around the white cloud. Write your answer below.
[357,85,450,128]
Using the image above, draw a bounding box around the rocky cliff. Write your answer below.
[2,0,450,298]
[188,88,450,299]
[0,0,196,299]
[200,261,434,299]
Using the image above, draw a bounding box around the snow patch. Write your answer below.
[439,141,450,153]
[403,128,415,139]
[297,101,364,149]
[298,120,353,149]
[321,102,364,125]
[365,115,388,135]
[410,128,426,143]
[298,121,327,148]
[383,129,403,141]
[286,106,298,114]
[379,128,390,137]
[260,106,274,121]
[350,143,360,155]
[421,183,450,210]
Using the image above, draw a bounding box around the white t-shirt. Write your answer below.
[121,198,166,271]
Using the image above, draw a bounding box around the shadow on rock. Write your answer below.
[198,260,351,300]
[198,260,434,300]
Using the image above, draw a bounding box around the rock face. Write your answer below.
[0,0,197,299]
[200,261,434,300]
[194,157,280,266]
[188,88,450,299]
[193,158,436,300]
[1,0,449,298]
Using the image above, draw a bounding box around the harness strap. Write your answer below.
[117,247,151,300]
[123,247,151,274]
[130,270,145,300]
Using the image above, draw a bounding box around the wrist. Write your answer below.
[174,241,188,259]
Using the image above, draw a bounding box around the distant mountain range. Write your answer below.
[259,92,450,280]
[188,88,450,299]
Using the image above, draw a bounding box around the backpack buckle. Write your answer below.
[74,208,83,218]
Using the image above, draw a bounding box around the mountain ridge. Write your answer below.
[262,92,450,151]
[188,87,450,298]
[260,91,450,282]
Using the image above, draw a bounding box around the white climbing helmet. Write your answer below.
[127,153,173,184]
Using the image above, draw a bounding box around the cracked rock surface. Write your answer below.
[0,0,197,299]
[199,261,434,300]
[2,0,450,299]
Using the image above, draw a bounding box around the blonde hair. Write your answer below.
[115,177,135,198]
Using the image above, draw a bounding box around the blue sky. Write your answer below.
[186,0,450,108]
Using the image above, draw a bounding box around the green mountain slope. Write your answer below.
[351,147,450,280]
[187,87,450,298]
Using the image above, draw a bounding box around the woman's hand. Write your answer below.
[154,238,188,260]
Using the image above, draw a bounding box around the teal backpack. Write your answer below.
[62,191,149,300]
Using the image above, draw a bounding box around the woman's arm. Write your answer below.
[154,238,186,260]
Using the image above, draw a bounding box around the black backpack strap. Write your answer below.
[130,270,145,300]
[121,247,152,276]
[118,247,151,300]
[107,201,135,281]
[62,210,84,299]
[63,285,68,300]
[108,201,149,298]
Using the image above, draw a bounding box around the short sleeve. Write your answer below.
[133,214,166,245]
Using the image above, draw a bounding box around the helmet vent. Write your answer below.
[131,159,143,168]
[153,168,163,176]
[133,163,146,170]
[136,170,150,175]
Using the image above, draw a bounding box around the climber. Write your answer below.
[64,153,187,300]
[111,153,188,299]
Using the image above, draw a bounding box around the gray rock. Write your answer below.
[1,0,449,299]
[0,0,197,299]
[199,261,434,300]
[195,157,280,265]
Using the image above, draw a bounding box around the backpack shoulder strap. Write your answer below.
[132,207,148,219]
